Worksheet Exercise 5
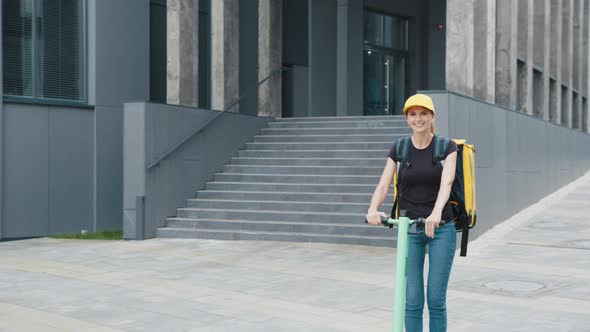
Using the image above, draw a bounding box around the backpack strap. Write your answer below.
[394,136,411,164]
[460,221,470,256]
[391,136,411,219]
[432,134,451,164]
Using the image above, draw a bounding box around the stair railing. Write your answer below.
[146,66,292,170]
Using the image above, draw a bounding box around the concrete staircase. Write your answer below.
[156,115,411,246]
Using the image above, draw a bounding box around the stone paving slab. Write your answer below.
[1,171,589,331]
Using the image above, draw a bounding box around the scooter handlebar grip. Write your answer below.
[364,215,390,226]
[414,218,446,226]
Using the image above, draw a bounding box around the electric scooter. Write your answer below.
[365,210,445,332]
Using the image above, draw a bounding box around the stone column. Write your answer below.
[167,0,199,107]
[258,0,282,117]
[211,0,240,112]
[495,0,518,109]
[446,0,474,97]
[473,0,496,103]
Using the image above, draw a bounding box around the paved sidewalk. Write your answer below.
[1,172,589,331]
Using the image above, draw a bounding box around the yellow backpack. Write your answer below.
[391,135,477,256]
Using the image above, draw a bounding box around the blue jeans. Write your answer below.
[405,221,456,332]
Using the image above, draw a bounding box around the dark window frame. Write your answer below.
[362,9,409,116]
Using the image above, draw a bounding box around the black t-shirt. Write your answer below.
[388,137,458,221]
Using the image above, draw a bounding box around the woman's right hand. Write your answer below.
[366,210,388,225]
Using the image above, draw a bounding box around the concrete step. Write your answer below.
[176,208,365,224]
[205,181,386,193]
[164,218,391,237]
[229,157,386,167]
[268,120,407,129]
[244,142,392,150]
[213,173,380,184]
[273,115,405,122]
[195,190,394,203]
[237,149,388,158]
[260,127,410,136]
[156,227,397,247]
[252,134,404,143]
[186,198,392,213]
[222,165,383,175]
[160,115,405,247]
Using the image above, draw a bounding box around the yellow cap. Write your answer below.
[403,94,435,114]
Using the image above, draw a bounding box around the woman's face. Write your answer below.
[405,106,434,134]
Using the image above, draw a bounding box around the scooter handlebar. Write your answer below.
[364,215,446,227]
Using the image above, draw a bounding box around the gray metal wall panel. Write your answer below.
[90,0,150,232]
[308,0,337,117]
[95,107,123,231]
[122,103,146,238]
[123,103,146,211]
[426,91,590,242]
[123,102,272,239]
[48,108,94,234]
[143,103,217,165]
[3,105,50,237]
[93,0,150,107]
[427,92,450,135]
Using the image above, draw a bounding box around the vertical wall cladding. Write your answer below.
[429,91,590,241]
[308,0,337,117]
[3,105,50,237]
[92,0,149,231]
[48,108,94,234]
[94,108,124,231]
[2,104,93,238]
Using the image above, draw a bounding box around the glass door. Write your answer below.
[363,11,408,116]
[363,50,404,115]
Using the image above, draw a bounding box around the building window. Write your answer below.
[583,97,588,132]
[582,97,588,132]
[2,0,86,102]
[561,85,568,126]
[572,92,579,129]
[363,10,408,116]
[549,78,557,123]
[516,59,526,112]
[198,0,211,109]
[532,69,542,117]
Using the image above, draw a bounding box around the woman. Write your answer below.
[366,93,458,332]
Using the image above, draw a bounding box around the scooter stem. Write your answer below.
[393,215,410,332]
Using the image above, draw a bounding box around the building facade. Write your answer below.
[1,0,589,239]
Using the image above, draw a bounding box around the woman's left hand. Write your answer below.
[425,211,442,238]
